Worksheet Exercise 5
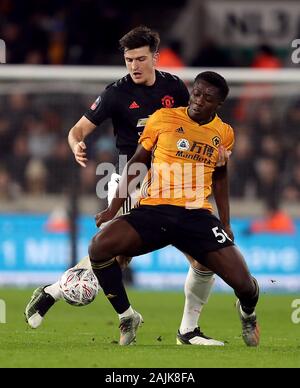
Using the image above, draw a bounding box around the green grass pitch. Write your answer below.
[0,289,299,368]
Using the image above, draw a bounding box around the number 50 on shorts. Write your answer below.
[212,226,232,244]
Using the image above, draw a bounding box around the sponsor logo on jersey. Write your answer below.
[176,127,185,134]
[137,118,149,127]
[162,95,175,108]
[176,141,216,165]
[177,139,190,151]
[91,96,101,111]
[212,136,221,147]
[129,101,140,109]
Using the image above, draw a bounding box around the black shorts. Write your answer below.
[121,205,234,261]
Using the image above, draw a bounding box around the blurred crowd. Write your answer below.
[0,0,292,67]
[229,97,300,204]
[0,0,186,65]
[1,0,298,208]
[0,88,300,207]
[0,91,117,201]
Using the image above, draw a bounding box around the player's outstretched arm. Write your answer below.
[68,116,96,167]
[95,145,151,227]
[212,165,234,241]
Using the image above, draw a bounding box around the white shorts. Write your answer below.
[108,173,139,217]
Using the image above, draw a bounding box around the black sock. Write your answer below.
[236,277,259,315]
[91,259,130,314]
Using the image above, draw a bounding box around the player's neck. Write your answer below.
[197,114,216,125]
[188,109,216,126]
[144,70,156,86]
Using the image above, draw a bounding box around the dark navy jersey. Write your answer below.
[84,70,190,159]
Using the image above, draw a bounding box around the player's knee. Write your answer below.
[88,234,113,263]
[88,235,99,262]
[235,277,256,299]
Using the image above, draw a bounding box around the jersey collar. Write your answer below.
[128,70,160,88]
[185,107,219,128]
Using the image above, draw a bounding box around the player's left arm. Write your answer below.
[216,145,231,167]
[212,165,234,242]
[212,124,235,241]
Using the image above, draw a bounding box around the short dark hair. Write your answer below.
[195,71,229,101]
[119,26,160,53]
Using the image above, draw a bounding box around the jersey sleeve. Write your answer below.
[222,124,235,151]
[84,86,113,126]
[139,110,162,151]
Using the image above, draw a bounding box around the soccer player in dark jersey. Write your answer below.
[89,71,260,347]
[25,26,226,346]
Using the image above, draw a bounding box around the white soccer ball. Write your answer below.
[59,268,99,306]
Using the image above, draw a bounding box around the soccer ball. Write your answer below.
[59,268,99,306]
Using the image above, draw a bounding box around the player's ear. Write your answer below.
[217,100,224,109]
[153,52,159,66]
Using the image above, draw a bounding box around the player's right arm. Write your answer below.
[95,145,152,227]
[69,86,114,167]
[95,110,162,227]
[68,116,96,167]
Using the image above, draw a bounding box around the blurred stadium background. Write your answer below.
[1,0,300,292]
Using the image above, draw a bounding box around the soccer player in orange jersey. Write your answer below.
[25,27,227,346]
[89,71,260,347]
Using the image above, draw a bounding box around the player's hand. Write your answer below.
[95,208,116,228]
[224,224,234,242]
[216,146,231,167]
[73,141,88,167]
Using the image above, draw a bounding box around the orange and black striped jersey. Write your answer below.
[138,107,234,211]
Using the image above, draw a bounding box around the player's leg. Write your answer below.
[25,173,124,329]
[177,255,224,346]
[89,208,170,345]
[89,218,145,345]
[200,246,260,347]
[173,209,259,346]
[24,255,91,328]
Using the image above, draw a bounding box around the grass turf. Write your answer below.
[0,289,299,368]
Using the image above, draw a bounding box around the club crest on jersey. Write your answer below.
[162,95,175,108]
[91,96,101,111]
[177,139,190,151]
[212,136,221,147]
